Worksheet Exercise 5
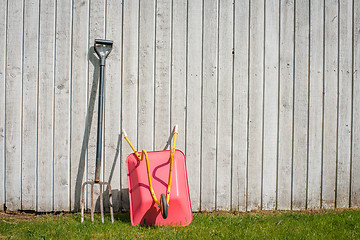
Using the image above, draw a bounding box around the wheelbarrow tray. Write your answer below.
[126,149,192,226]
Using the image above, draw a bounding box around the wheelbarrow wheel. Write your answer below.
[160,194,168,219]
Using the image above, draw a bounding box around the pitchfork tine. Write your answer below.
[91,183,95,223]
[100,184,104,223]
[81,182,86,223]
[108,183,114,223]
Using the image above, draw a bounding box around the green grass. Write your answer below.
[1,209,360,239]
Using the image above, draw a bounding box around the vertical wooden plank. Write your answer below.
[0,0,7,211]
[171,0,187,151]
[216,0,233,211]
[322,0,338,209]
[154,0,171,150]
[292,0,309,210]
[53,0,72,211]
[0,0,8,211]
[336,0,352,208]
[277,0,294,210]
[262,0,279,210]
[186,0,202,211]
[232,0,249,211]
[22,0,39,210]
[5,0,23,211]
[87,0,105,211]
[121,0,138,211]
[247,0,264,211]
[138,0,155,152]
[38,0,55,212]
[351,0,360,208]
[201,0,218,211]
[104,0,122,212]
[70,0,89,211]
[307,0,324,210]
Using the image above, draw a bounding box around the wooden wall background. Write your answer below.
[1,0,360,212]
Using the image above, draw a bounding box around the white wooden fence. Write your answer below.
[1,0,360,212]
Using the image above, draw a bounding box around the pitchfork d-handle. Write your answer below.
[94,39,113,182]
[94,39,113,66]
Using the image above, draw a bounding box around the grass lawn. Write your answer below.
[1,209,360,239]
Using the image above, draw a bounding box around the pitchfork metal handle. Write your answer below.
[94,39,113,182]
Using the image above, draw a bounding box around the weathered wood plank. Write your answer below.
[262,0,279,210]
[53,0,72,211]
[120,0,138,211]
[87,0,106,211]
[104,0,122,212]
[186,0,202,211]
[138,0,155,152]
[171,0,187,152]
[154,0,171,150]
[5,0,23,211]
[216,0,233,211]
[201,0,218,211]
[277,0,294,210]
[22,0,39,210]
[307,0,324,210]
[247,0,264,211]
[37,0,55,212]
[0,0,7,211]
[336,0,352,208]
[292,0,309,210]
[351,0,360,208]
[322,0,338,209]
[232,0,249,211]
[70,0,89,211]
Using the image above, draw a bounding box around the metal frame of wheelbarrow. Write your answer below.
[81,39,114,223]
[122,125,179,219]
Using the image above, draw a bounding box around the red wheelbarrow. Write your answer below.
[122,125,192,226]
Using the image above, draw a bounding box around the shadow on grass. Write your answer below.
[113,212,131,223]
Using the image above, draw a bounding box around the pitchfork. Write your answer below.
[81,39,114,223]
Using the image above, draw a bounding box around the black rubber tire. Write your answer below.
[160,194,168,219]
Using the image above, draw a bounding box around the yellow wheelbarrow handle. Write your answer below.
[122,125,178,207]
[167,125,178,205]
